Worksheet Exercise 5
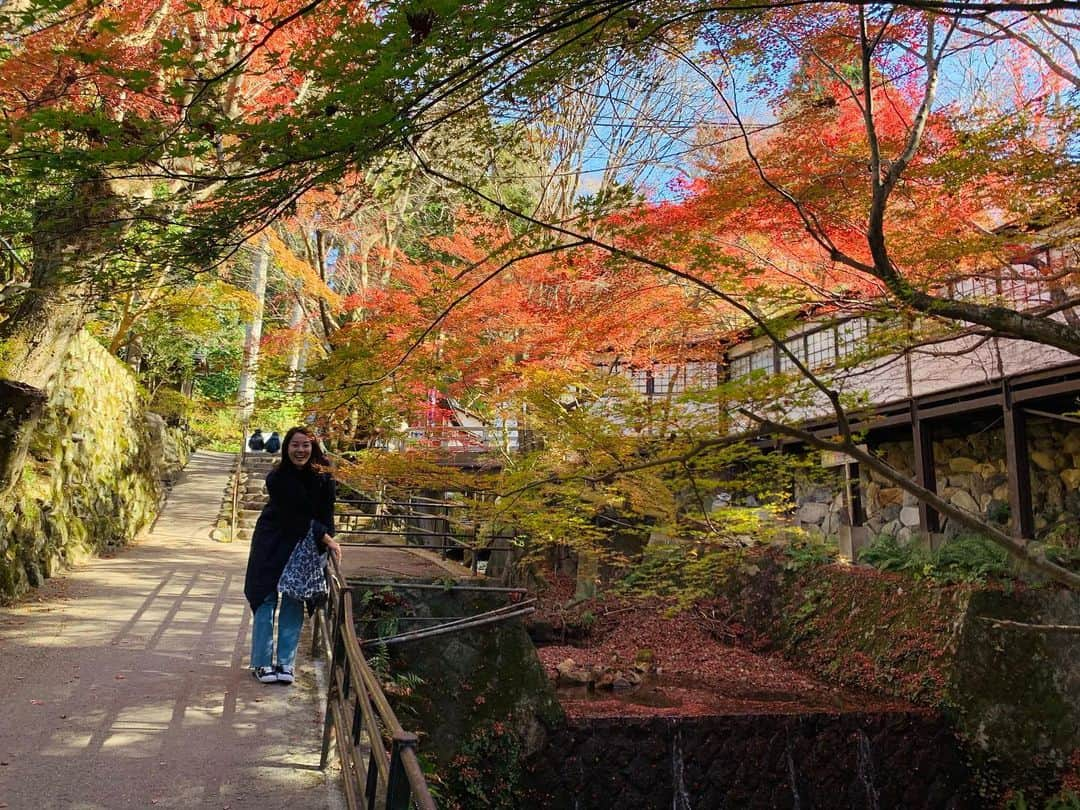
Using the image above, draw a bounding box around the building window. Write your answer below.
[953,275,998,301]
[653,364,684,395]
[750,347,775,374]
[725,317,874,380]
[806,327,836,367]
[1001,264,1052,309]
[685,361,718,388]
[837,318,868,357]
[779,336,806,372]
[730,355,752,378]
[630,368,652,396]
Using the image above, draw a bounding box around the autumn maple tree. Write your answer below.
[2,0,1078,585]
[0,0,347,489]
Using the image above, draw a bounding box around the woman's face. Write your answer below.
[287,434,313,468]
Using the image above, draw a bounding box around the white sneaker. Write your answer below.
[275,665,295,685]
[252,666,278,683]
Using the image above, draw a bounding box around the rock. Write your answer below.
[899,506,921,527]
[897,527,912,544]
[902,489,919,507]
[868,468,893,486]
[864,482,880,515]
[948,474,972,490]
[949,457,978,473]
[1030,451,1058,472]
[950,489,980,514]
[612,676,632,690]
[979,494,992,511]
[881,505,902,523]
[878,488,903,507]
[1047,484,1065,512]
[1064,431,1080,454]
[881,519,901,537]
[992,484,1010,502]
[1061,469,1080,490]
[795,502,829,525]
[884,445,913,474]
[556,658,592,687]
[940,438,965,455]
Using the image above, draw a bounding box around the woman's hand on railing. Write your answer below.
[323,534,342,565]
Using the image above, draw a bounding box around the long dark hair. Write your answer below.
[280,426,331,474]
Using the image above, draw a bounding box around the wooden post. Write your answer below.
[387,733,420,810]
[1003,384,1035,539]
[911,401,940,533]
[845,462,866,525]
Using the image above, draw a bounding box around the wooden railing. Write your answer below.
[313,558,437,810]
[334,494,517,577]
[228,427,247,543]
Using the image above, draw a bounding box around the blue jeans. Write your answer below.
[250,592,304,669]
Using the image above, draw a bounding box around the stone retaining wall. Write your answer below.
[0,331,191,601]
[523,713,970,809]
[716,554,1079,804]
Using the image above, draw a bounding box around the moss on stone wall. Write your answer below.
[0,332,190,602]
[948,589,1080,804]
[717,553,970,706]
[349,582,564,807]
[717,553,1079,805]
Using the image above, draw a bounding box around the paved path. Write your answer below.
[0,451,344,810]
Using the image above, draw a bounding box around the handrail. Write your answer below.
[229,426,247,542]
[314,557,437,810]
[339,490,512,576]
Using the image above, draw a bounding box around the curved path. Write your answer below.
[0,451,344,810]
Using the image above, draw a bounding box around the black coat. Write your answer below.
[243,463,336,611]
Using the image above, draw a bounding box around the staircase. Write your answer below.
[213,452,277,543]
[236,453,276,540]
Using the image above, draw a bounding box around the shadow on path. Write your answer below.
[0,451,344,810]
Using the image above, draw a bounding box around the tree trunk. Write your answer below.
[286,295,306,388]
[236,240,270,424]
[0,181,114,494]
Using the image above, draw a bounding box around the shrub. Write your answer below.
[187,398,243,451]
[149,387,191,426]
[858,532,1011,584]
[933,533,1011,583]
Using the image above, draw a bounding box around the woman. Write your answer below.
[243,426,342,684]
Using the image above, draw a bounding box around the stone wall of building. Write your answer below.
[792,417,1080,547]
[0,331,191,602]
